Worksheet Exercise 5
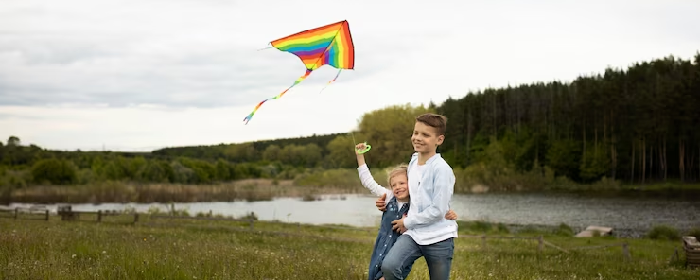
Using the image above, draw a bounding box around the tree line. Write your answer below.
[436,54,700,184]
[1,53,699,189]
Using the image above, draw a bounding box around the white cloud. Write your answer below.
[1,0,699,150]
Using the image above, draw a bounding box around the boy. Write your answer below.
[379,113,458,280]
[354,142,457,280]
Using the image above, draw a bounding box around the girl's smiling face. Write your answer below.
[390,173,409,202]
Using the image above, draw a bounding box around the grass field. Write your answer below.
[0,213,697,279]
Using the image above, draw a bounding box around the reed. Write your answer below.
[8,179,367,204]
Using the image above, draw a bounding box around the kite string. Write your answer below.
[350,129,371,154]
[256,42,273,51]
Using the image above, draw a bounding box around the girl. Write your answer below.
[355,143,457,280]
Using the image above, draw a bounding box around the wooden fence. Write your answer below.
[1,206,367,233]
[148,213,372,232]
[0,207,49,220]
[0,206,139,223]
[56,206,140,223]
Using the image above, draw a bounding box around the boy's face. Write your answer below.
[411,121,444,153]
[390,173,409,201]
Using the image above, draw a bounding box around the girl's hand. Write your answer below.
[445,209,458,220]
[355,143,367,166]
[355,143,368,155]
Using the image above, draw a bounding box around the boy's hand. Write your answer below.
[445,209,458,220]
[391,217,407,233]
[376,193,386,212]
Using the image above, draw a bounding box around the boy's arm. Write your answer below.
[403,166,455,229]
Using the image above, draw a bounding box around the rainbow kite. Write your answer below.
[243,20,355,124]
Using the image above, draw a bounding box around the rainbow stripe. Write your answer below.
[243,20,355,124]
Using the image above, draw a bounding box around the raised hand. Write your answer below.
[355,142,369,155]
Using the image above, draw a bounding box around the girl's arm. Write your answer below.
[356,143,391,197]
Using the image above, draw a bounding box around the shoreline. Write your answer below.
[3,200,696,240]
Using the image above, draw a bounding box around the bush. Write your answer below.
[647,225,680,241]
[517,225,545,235]
[496,223,510,233]
[686,227,700,238]
[554,223,574,236]
[457,220,510,234]
[470,220,493,232]
[0,168,28,188]
[293,168,387,188]
[591,177,622,190]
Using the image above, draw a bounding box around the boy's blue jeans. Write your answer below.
[380,235,454,280]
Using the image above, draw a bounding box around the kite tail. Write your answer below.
[243,70,312,125]
[319,69,343,94]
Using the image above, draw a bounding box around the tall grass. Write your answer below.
[8,179,367,204]
[293,167,389,188]
[1,216,697,279]
[6,165,700,205]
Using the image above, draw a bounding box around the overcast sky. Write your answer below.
[1,0,699,151]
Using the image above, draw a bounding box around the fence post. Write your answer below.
[622,242,631,261]
[97,210,102,222]
[538,236,544,253]
[14,208,18,219]
[45,210,49,221]
[669,247,679,264]
[133,213,139,224]
[249,218,254,230]
[481,235,486,251]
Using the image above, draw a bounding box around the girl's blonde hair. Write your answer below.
[386,163,408,187]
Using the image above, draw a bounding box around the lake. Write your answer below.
[7,192,700,237]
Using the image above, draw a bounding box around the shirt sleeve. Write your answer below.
[403,164,455,229]
[357,164,391,198]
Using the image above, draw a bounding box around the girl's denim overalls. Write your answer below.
[367,196,412,280]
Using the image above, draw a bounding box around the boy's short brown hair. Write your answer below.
[415,113,447,136]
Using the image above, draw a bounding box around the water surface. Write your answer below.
[8,192,699,237]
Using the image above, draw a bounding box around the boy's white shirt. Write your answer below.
[403,152,458,245]
[357,164,406,210]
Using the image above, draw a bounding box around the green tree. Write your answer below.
[31,158,78,185]
[262,145,281,162]
[325,135,356,168]
[358,103,435,167]
[7,136,20,146]
[579,145,612,183]
[546,139,582,180]
[303,143,323,167]
[215,159,231,181]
